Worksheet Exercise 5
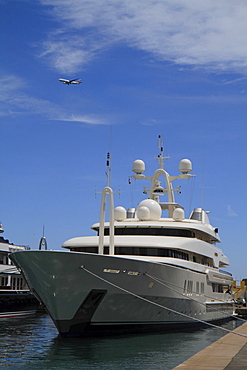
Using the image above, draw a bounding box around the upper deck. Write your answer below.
[62,137,229,273]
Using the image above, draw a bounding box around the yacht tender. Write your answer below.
[10,142,234,336]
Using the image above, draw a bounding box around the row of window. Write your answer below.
[212,283,231,293]
[183,280,231,296]
[0,276,27,290]
[71,246,190,260]
[101,227,195,238]
[184,280,205,296]
[70,246,214,267]
[96,226,217,245]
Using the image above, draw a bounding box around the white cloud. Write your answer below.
[39,0,247,74]
[55,113,109,125]
[39,31,110,74]
[227,205,238,217]
[0,75,106,124]
[0,75,62,119]
[222,77,247,85]
[140,118,159,126]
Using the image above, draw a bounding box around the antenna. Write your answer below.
[155,135,169,169]
[201,144,205,209]
[96,151,119,197]
[106,152,111,187]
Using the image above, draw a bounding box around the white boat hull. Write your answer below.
[0,310,37,319]
[11,250,234,337]
[0,291,39,318]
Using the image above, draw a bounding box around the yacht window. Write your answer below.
[70,246,189,260]
[183,280,187,294]
[196,282,200,294]
[69,246,214,267]
[70,247,98,253]
[194,230,216,245]
[101,227,195,238]
[114,247,189,259]
[212,283,224,293]
[0,276,8,288]
[190,253,214,268]
[187,280,193,295]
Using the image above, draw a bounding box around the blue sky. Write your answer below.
[1,0,247,279]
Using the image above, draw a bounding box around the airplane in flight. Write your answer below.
[58,78,82,85]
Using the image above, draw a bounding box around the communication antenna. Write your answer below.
[201,145,205,209]
[96,151,120,197]
[155,135,170,169]
[106,152,111,187]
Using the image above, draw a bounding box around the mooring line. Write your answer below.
[81,266,247,338]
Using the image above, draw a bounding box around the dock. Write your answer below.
[172,321,247,369]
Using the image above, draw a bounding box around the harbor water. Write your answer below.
[0,313,243,370]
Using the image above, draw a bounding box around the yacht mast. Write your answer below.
[132,136,194,217]
[106,152,111,187]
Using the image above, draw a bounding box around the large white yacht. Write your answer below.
[0,223,39,318]
[10,138,234,336]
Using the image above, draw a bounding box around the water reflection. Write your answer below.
[0,313,243,370]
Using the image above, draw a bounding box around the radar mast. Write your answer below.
[131,136,194,217]
[154,135,170,169]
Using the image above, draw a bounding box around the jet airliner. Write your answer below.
[59,78,82,85]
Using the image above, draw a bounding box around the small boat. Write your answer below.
[0,223,39,318]
[10,138,234,336]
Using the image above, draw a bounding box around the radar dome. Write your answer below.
[132,159,145,174]
[136,199,162,221]
[114,206,126,221]
[173,208,185,221]
[179,159,192,174]
[136,206,150,221]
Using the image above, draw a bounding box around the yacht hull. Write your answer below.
[10,250,234,337]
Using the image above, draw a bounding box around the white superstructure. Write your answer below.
[10,138,234,336]
[0,223,39,317]
[0,223,28,290]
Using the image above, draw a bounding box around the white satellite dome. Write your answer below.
[179,159,192,174]
[132,159,145,174]
[173,208,185,221]
[114,206,126,221]
[136,199,162,221]
[136,206,150,221]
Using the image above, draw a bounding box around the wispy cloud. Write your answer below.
[39,1,247,74]
[222,77,247,85]
[227,205,238,217]
[39,30,110,74]
[140,118,159,126]
[0,75,60,118]
[0,75,107,124]
[55,113,110,125]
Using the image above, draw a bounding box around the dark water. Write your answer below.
[0,313,243,370]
